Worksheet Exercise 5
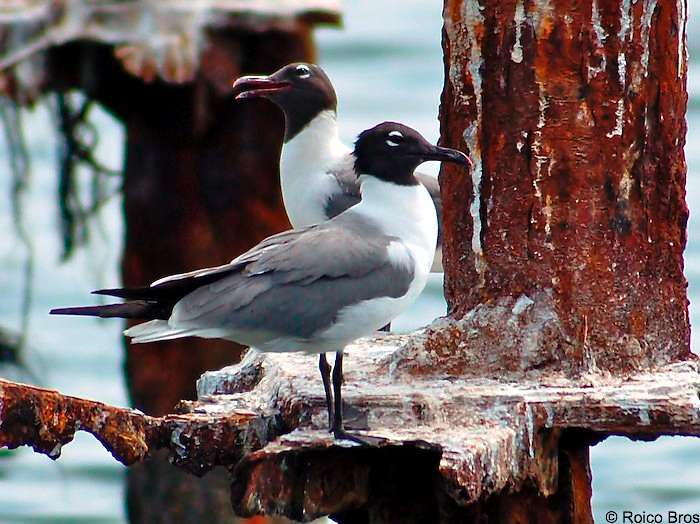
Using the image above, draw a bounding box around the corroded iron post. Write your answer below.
[439,0,690,373]
[117,44,300,518]
[436,0,689,520]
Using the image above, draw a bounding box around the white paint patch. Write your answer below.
[678,0,687,77]
[511,0,525,63]
[445,0,487,284]
[606,98,625,138]
[537,83,548,130]
[588,0,608,80]
[591,0,607,45]
[525,404,536,458]
[463,123,486,282]
[618,0,632,88]
[531,84,550,233]
[542,194,554,249]
[603,0,633,142]
[464,2,485,284]
[511,294,534,316]
[634,0,658,91]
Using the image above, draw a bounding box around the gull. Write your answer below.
[51,122,470,442]
[232,62,446,271]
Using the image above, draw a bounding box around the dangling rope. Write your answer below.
[0,97,34,354]
[54,92,120,261]
[1,92,121,359]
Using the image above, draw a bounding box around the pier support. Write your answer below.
[0,1,694,523]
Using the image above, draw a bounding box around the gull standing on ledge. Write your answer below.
[232,63,445,271]
[51,123,470,442]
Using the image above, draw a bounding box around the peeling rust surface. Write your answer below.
[0,0,341,102]
[439,0,690,374]
[0,378,274,475]
[3,332,700,520]
[0,379,152,464]
[195,335,700,520]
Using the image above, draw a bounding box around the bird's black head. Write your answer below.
[232,63,337,142]
[353,122,471,186]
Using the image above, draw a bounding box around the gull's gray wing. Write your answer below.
[170,214,415,339]
[324,153,362,219]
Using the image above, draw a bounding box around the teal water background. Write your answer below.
[1,2,699,522]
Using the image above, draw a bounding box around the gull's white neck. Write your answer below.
[354,175,438,273]
[280,110,350,228]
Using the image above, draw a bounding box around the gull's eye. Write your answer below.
[295,64,311,78]
[385,130,404,147]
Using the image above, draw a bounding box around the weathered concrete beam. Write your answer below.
[0,0,341,101]
[3,331,698,521]
[196,332,700,520]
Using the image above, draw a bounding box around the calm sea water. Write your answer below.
[0,2,699,522]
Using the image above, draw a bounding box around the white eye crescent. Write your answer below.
[295,65,311,78]
[385,130,404,147]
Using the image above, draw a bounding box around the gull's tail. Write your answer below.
[122,321,229,344]
[123,320,189,344]
[50,264,239,343]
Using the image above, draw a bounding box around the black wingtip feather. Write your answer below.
[50,301,170,320]
[92,288,134,299]
[51,305,112,317]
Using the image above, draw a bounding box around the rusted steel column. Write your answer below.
[115,33,313,523]
[439,0,688,521]
[440,0,690,374]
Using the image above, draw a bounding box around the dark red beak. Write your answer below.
[232,75,291,100]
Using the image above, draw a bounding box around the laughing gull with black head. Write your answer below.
[51,122,470,443]
[232,63,446,272]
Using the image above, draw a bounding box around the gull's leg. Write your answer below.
[331,351,368,445]
[318,353,334,430]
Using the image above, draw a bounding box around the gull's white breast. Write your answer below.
[280,110,350,227]
[312,177,438,349]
